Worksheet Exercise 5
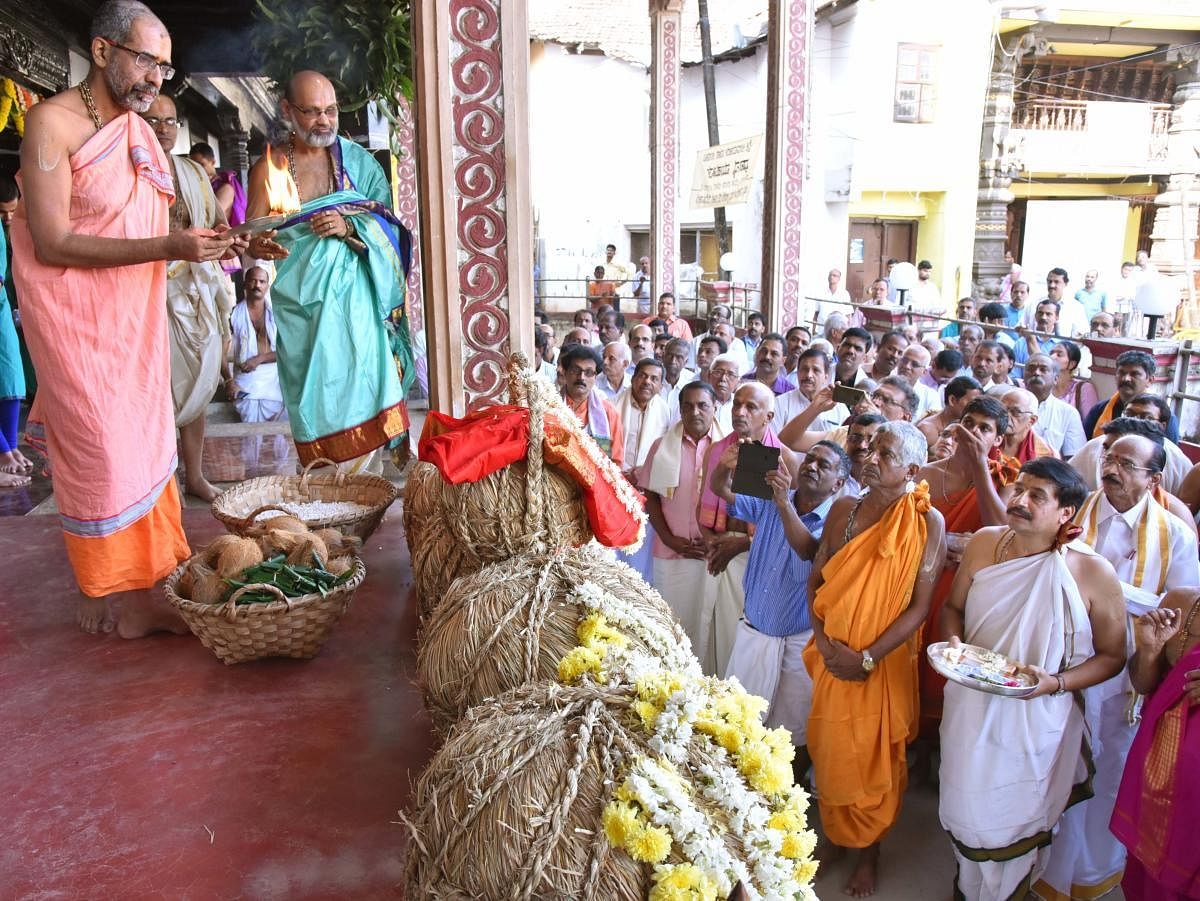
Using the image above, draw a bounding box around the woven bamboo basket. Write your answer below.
[406,358,598,613]
[163,555,366,665]
[417,543,691,732]
[212,457,398,541]
[402,680,811,899]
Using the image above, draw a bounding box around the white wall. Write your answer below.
[528,40,771,310]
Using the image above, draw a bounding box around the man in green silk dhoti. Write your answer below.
[247,70,413,470]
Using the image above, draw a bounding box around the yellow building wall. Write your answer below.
[1123,206,1142,264]
[1008,180,1152,269]
[846,190,973,313]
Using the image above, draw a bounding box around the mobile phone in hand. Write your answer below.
[731,442,781,500]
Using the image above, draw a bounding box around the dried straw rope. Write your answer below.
[402,681,754,899]
[417,543,683,732]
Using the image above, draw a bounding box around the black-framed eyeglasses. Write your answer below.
[871,392,903,408]
[102,39,176,80]
[142,115,178,127]
[291,104,340,119]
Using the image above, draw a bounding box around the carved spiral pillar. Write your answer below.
[392,94,425,335]
[413,0,534,415]
[761,0,813,331]
[650,0,682,301]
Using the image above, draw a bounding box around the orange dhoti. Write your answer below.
[919,455,1018,736]
[804,484,931,847]
[10,113,190,596]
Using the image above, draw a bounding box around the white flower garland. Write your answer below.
[569,578,702,683]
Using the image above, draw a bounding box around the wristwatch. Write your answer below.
[1052,674,1067,696]
[861,649,875,673]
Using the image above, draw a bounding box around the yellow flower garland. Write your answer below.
[0,78,25,136]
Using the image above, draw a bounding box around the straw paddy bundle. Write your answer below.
[402,679,818,900]
[417,543,694,731]
[408,457,592,616]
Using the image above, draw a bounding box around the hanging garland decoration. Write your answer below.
[0,78,34,136]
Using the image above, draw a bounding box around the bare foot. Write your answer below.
[0,451,27,475]
[184,477,222,503]
[0,469,31,488]
[116,591,191,639]
[816,838,847,866]
[77,596,115,634]
[842,845,880,897]
[13,449,36,471]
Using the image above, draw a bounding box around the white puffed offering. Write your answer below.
[255,500,372,521]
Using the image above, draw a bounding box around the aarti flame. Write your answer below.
[265,145,302,215]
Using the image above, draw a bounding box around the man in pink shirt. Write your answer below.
[640,381,726,673]
[657,292,694,342]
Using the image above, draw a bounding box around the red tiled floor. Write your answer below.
[0,509,433,899]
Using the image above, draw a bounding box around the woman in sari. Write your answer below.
[1110,588,1200,900]
[1050,340,1098,418]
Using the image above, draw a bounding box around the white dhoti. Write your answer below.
[710,547,748,678]
[940,541,1097,901]
[166,156,235,428]
[653,555,719,674]
[167,259,233,426]
[232,362,287,423]
[1033,589,1161,901]
[725,619,814,743]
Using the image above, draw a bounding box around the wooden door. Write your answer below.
[848,219,916,300]
[847,220,881,301]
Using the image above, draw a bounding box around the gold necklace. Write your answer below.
[77,81,102,131]
[287,133,339,201]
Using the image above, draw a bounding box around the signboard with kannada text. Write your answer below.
[689,135,763,209]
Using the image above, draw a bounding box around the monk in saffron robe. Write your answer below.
[247,70,413,470]
[12,1,237,634]
[805,420,946,898]
[916,395,1018,733]
[1112,588,1200,901]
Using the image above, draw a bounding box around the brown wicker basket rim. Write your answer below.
[165,556,366,619]
[212,474,399,527]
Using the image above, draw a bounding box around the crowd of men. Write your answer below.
[535,276,1200,900]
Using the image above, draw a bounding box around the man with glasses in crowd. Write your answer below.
[705,354,740,433]
[557,344,624,466]
[1036,432,1197,901]
[691,303,748,374]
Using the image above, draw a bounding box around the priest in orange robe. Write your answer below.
[804,420,946,898]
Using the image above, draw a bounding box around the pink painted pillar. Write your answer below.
[761,0,813,332]
[413,0,534,415]
[650,0,682,304]
[393,95,424,336]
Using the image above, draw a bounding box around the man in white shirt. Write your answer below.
[775,347,847,431]
[691,304,749,373]
[658,337,696,421]
[907,260,942,313]
[814,267,852,325]
[1070,411,1193,496]
[1022,268,1088,337]
[895,344,942,419]
[1036,432,1197,901]
[597,340,631,401]
[601,242,633,297]
[1023,352,1086,457]
[627,323,655,374]
[706,354,739,433]
[616,358,671,478]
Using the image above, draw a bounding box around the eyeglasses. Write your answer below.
[1100,451,1156,474]
[142,115,178,127]
[567,366,597,378]
[102,39,176,80]
[291,104,340,119]
[1006,409,1035,419]
[871,392,903,408]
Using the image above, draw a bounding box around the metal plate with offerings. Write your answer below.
[926,640,1038,698]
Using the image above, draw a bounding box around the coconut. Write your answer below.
[312,528,362,558]
[199,534,244,569]
[417,543,692,732]
[214,537,265,579]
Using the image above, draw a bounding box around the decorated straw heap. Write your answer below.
[402,354,819,900]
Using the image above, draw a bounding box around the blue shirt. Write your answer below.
[729,492,835,637]
[1013,335,1059,365]
[1075,287,1107,320]
[1004,304,1025,329]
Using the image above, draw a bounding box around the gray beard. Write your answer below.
[288,114,337,148]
